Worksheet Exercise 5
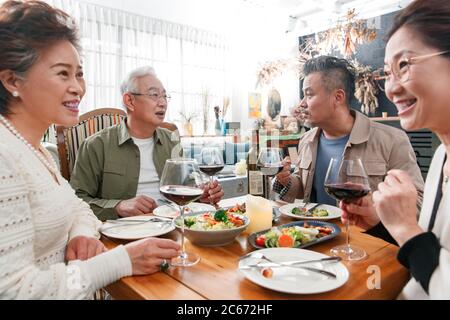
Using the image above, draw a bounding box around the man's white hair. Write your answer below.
[120,66,157,95]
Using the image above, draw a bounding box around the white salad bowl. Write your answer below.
[173,211,250,247]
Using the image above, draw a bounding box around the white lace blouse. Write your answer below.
[0,125,132,299]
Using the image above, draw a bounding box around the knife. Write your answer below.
[240,256,341,268]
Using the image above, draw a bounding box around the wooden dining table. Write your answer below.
[102,196,409,300]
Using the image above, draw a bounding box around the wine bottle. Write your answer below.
[247,129,264,196]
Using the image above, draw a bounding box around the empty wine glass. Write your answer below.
[160,158,204,267]
[324,158,371,261]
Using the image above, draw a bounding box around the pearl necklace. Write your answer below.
[0,114,59,177]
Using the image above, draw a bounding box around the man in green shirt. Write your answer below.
[70,66,224,221]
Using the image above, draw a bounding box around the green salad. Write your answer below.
[255,224,334,248]
[181,211,245,231]
[291,206,329,217]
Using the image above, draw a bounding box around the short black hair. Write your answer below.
[302,55,356,106]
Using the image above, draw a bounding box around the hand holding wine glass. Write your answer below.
[198,147,224,205]
[159,158,204,267]
[324,158,371,261]
[275,156,292,187]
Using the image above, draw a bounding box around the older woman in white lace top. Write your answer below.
[0,0,179,299]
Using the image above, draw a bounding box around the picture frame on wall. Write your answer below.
[248,92,262,119]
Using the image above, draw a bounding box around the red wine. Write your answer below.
[159,185,203,206]
[324,182,370,201]
[257,163,284,175]
[199,164,224,176]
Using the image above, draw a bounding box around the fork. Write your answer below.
[105,217,171,224]
[302,203,321,216]
[299,200,309,210]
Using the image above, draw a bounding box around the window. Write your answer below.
[48,0,230,135]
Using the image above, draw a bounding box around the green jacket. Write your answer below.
[70,120,183,221]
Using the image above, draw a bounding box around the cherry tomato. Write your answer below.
[255,235,266,247]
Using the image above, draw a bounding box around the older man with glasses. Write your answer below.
[70,66,224,221]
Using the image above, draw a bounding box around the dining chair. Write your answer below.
[159,121,179,132]
[55,108,127,180]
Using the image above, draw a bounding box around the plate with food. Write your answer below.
[238,248,349,294]
[173,210,249,246]
[279,202,341,220]
[248,220,340,250]
[153,202,216,219]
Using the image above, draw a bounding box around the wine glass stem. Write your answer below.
[209,176,214,205]
[346,217,350,247]
[179,205,186,254]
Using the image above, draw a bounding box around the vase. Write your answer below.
[220,119,226,136]
[184,122,193,136]
[215,118,221,136]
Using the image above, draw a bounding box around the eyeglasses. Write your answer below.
[129,91,171,102]
[373,50,449,91]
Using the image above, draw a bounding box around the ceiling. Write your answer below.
[242,0,413,35]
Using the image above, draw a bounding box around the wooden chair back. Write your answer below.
[56,108,126,180]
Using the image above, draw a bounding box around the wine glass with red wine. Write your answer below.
[324,158,371,261]
[160,158,204,267]
[198,147,224,185]
[256,147,284,176]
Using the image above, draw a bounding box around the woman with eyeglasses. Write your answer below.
[0,0,180,299]
[341,0,450,299]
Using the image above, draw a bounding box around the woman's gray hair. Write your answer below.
[120,66,157,95]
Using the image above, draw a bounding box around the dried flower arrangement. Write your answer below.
[317,9,377,58]
[222,97,230,119]
[297,38,318,79]
[255,9,380,116]
[211,97,231,121]
[256,9,377,86]
[255,58,291,88]
[353,60,379,115]
[179,109,198,123]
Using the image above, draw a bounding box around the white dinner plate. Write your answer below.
[153,202,216,219]
[100,216,175,240]
[239,248,349,294]
[279,202,341,220]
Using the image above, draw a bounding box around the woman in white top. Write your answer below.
[0,0,179,299]
[341,0,450,299]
